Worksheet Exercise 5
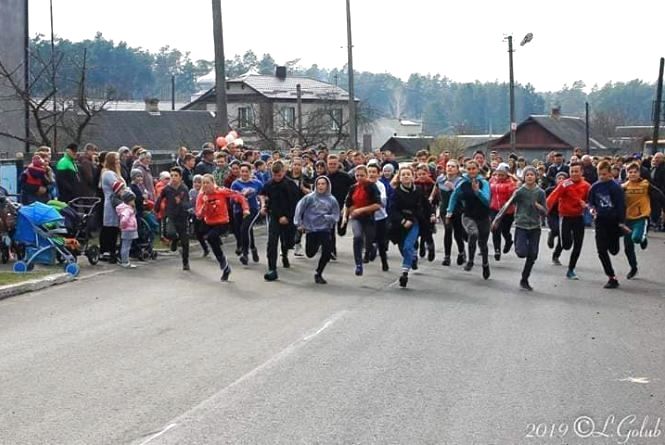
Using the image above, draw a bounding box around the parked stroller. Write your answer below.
[60,197,102,265]
[131,215,158,261]
[12,202,80,276]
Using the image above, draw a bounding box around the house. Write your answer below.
[379,136,435,158]
[182,67,357,150]
[369,117,425,150]
[490,108,610,160]
[0,0,28,157]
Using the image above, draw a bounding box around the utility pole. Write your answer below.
[211,0,228,135]
[296,83,303,145]
[23,0,30,153]
[346,0,357,150]
[652,57,664,155]
[508,35,516,154]
[50,0,57,151]
[585,102,590,154]
[171,74,175,111]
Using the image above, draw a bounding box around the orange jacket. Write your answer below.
[546,178,591,217]
[195,186,249,226]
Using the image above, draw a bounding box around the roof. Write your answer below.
[182,74,355,110]
[77,110,217,153]
[379,136,435,157]
[530,115,608,149]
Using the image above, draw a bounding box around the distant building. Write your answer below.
[369,118,424,150]
[182,67,357,150]
[378,136,435,158]
[0,0,27,156]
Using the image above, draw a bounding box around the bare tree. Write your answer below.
[429,135,467,159]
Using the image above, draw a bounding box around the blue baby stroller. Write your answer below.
[12,202,80,276]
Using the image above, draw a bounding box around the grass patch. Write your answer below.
[0,271,51,286]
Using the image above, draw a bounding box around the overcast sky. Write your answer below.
[28,0,664,92]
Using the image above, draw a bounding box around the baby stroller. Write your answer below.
[0,188,21,263]
[12,202,80,276]
[131,215,158,261]
[60,197,102,265]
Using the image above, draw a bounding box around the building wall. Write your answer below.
[0,0,27,156]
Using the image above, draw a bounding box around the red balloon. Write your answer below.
[216,136,227,148]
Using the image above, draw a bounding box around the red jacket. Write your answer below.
[195,186,249,226]
[546,178,591,217]
[490,177,517,213]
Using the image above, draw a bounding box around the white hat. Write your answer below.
[496,163,510,173]
[159,171,171,180]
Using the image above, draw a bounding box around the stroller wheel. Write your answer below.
[150,251,158,260]
[141,250,150,261]
[86,245,100,265]
[64,262,80,277]
[13,261,28,273]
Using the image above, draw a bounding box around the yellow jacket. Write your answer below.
[622,179,651,220]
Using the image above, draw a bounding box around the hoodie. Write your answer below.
[446,174,491,219]
[294,176,340,233]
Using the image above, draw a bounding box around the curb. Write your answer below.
[0,273,75,301]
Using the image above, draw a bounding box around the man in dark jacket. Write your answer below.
[55,143,83,203]
[77,143,99,197]
[327,154,355,258]
[194,148,216,176]
[545,153,570,188]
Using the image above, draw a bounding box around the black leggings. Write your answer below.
[99,226,119,261]
[491,211,513,252]
[462,215,490,265]
[305,231,333,274]
[205,224,230,271]
[374,218,388,264]
[595,218,621,278]
[560,216,585,271]
[443,214,466,257]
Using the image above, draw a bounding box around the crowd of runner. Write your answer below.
[17,140,665,290]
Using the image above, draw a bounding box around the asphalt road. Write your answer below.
[0,229,664,445]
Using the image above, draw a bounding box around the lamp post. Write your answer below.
[507,32,533,154]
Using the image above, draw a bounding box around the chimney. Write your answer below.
[275,66,287,80]
[551,106,561,120]
[144,98,160,112]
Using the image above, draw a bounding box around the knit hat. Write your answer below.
[382,163,395,174]
[555,171,569,179]
[496,162,510,173]
[522,166,538,177]
[130,169,143,180]
[121,190,135,204]
[158,171,171,181]
[118,146,130,155]
[31,155,44,168]
[112,180,125,194]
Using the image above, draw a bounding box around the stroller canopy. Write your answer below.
[15,202,64,244]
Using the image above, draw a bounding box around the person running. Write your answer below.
[367,163,390,271]
[195,174,249,281]
[293,176,340,284]
[189,174,210,257]
[342,165,381,276]
[231,163,264,265]
[327,154,355,260]
[414,163,437,262]
[622,161,665,279]
[155,166,191,270]
[389,167,426,288]
[545,171,568,265]
[492,166,547,290]
[446,160,492,280]
[546,162,591,280]
[287,157,313,257]
[489,163,517,261]
[587,160,629,289]
[434,159,466,267]
[260,161,301,282]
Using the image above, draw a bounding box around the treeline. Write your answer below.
[27,35,657,137]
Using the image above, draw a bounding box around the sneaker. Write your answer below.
[399,272,408,288]
[627,267,638,280]
[239,255,248,265]
[411,258,418,270]
[456,252,466,266]
[427,244,435,262]
[381,260,389,272]
[482,263,490,280]
[264,270,278,281]
[251,248,260,263]
[604,278,619,289]
[368,246,377,262]
[235,247,242,256]
[183,263,190,271]
[282,256,290,268]
[640,238,648,250]
[120,262,136,269]
[566,269,579,280]
[221,265,231,281]
[202,249,210,258]
[552,256,562,266]
[520,279,533,291]
[170,239,178,252]
[314,273,327,284]
[355,265,363,276]
[464,262,474,272]
[419,242,426,258]
[503,239,513,254]
[442,256,451,267]
[494,250,501,261]
[294,243,304,257]
[547,232,554,249]
[330,252,337,261]
[363,254,370,264]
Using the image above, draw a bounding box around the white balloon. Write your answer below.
[226,133,236,144]
[234,138,244,147]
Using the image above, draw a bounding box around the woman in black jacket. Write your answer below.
[388,166,426,288]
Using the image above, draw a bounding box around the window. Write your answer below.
[330,108,343,131]
[238,107,253,129]
[279,107,296,128]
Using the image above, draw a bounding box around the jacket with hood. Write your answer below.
[293,176,340,233]
[55,153,83,203]
[446,174,491,219]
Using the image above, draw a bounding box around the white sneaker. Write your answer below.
[120,262,137,269]
[294,243,303,257]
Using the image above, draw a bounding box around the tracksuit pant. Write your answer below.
[490,211,514,253]
[305,231,333,275]
[443,214,466,258]
[624,218,648,270]
[462,215,490,266]
[515,227,541,281]
[594,217,622,278]
[560,216,585,271]
[267,216,294,272]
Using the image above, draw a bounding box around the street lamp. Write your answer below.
[506,33,533,154]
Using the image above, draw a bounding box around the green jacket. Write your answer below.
[55,154,82,202]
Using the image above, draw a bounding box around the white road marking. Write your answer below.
[137,424,178,445]
[618,377,650,384]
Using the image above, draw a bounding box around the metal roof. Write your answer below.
[228,74,354,101]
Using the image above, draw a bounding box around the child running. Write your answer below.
[155,166,191,270]
[492,166,547,290]
[414,163,437,262]
[231,163,264,265]
[293,176,340,284]
[195,174,249,281]
[189,174,210,256]
[367,163,390,271]
[434,160,466,267]
[545,172,568,265]
[489,163,517,261]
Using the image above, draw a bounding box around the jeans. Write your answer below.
[401,224,420,271]
[305,231,333,274]
[350,218,376,266]
[515,227,541,280]
[120,238,132,264]
[560,216,585,271]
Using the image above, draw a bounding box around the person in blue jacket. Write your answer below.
[231,163,264,265]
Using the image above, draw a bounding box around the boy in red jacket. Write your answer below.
[546,162,591,280]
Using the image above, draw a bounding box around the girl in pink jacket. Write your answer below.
[116,190,138,268]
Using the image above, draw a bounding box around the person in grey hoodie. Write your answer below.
[294,176,340,284]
